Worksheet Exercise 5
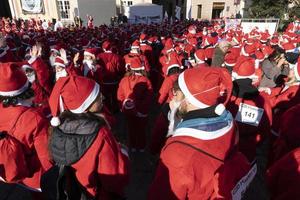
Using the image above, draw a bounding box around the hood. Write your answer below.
[232,79,259,99]
[50,117,102,165]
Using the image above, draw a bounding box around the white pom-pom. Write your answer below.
[50,117,61,127]
[215,104,225,116]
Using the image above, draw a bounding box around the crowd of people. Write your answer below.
[0,15,300,200]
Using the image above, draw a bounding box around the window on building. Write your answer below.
[57,0,70,19]
[121,1,126,6]
[197,5,202,19]
[212,2,225,19]
[128,1,133,6]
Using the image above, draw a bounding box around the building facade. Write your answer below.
[117,0,152,14]
[7,0,116,25]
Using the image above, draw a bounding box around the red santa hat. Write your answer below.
[260,32,270,43]
[232,58,257,80]
[188,25,196,33]
[54,56,66,68]
[102,40,111,50]
[164,38,174,52]
[282,42,296,53]
[162,56,180,76]
[261,46,274,57]
[178,66,233,115]
[140,33,148,41]
[0,62,29,97]
[49,76,100,126]
[131,40,140,49]
[194,49,206,63]
[224,52,237,67]
[84,48,97,58]
[129,57,145,71]
[241,44,257,56]
[50,45,61,54]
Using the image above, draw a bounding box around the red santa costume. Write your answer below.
[227,58,272,161]
[149,67,251,200]
[48,75,129,200]
[267,147,300,200]
[72,48,104,85]
[124,40,151,73]
[97,40,126,113]
[0,62,52,190]
[194,48,209,68]
[117,57,153,151]
[157,57,181,105]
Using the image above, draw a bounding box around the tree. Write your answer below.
[249,0,289,18]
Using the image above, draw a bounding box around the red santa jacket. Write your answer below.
[28,56,53,94]
[0,104,52,189]
[97,51,125,84]
[227,79,272,161]
[149,108,250,200]
[117,73,153,116]
[271,104,300,162]
[267,147,300,200]
[50,118,129,200]
[124,52,151,73]
[157,74,179,105]
[0,46,15,62]
[140,43,154,67]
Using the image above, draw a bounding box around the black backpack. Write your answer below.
[41,165,95,200]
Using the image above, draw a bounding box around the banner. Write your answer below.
[21,0,44,14]
[241,21,279,34]
[186,0,192,19]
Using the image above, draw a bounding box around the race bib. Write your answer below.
[231,163,257,200]
[235,103,264,127]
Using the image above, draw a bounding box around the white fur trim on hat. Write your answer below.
[131,45,140,49]
[167,64,180,74]
[50,117,61,127]
[54,62,66,68]
[0,80,29,97]
[241,47,249,56]
[224,62,235,67]
[178,72,210,109]
[70,83,100,113]
[131,66,145,71]
[194,53,205,63]
[215,104,225,115]
[232,72,257,80]
[84,51,96,58]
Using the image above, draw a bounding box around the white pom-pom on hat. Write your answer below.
[215,104,226,116]
[50,117,61,127]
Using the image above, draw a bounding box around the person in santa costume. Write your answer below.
[266,147,300,199]
[117,57,153,152]
[157,57,181,105]
[47,75,129,200]
[0,33,15,62]
[0,62,52,191]
[97,40,126,113]
[227,58,273,161]
[72,48,104,85]
[124,40,151,73]
[149,66,250,200]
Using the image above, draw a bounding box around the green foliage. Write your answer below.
[249,0,289,18]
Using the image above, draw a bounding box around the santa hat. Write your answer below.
[164,38,174,52]
[224,52,237,67]
[50,45,61,54]
[84,48,97,58]
[232,58,257,80]
[129,57,145,71]
[54,57,66,68]
[0,62,29,97]
[261,46,274,57]
[194,49,206,63]
[188,25,196,33]
[260,32,270,43]
[178,66,232,115]
[282,43,296,53]
[162,56,180,75]
[131,40,140,49]
[49,76,100,126]
[241,44,257,56]
[140,33,147,41]
[102,40,111,50]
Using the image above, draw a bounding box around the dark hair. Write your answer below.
[125,69,149,78]
[168,67,181,76]
[59,111,105,124]
[0,86,34,107]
